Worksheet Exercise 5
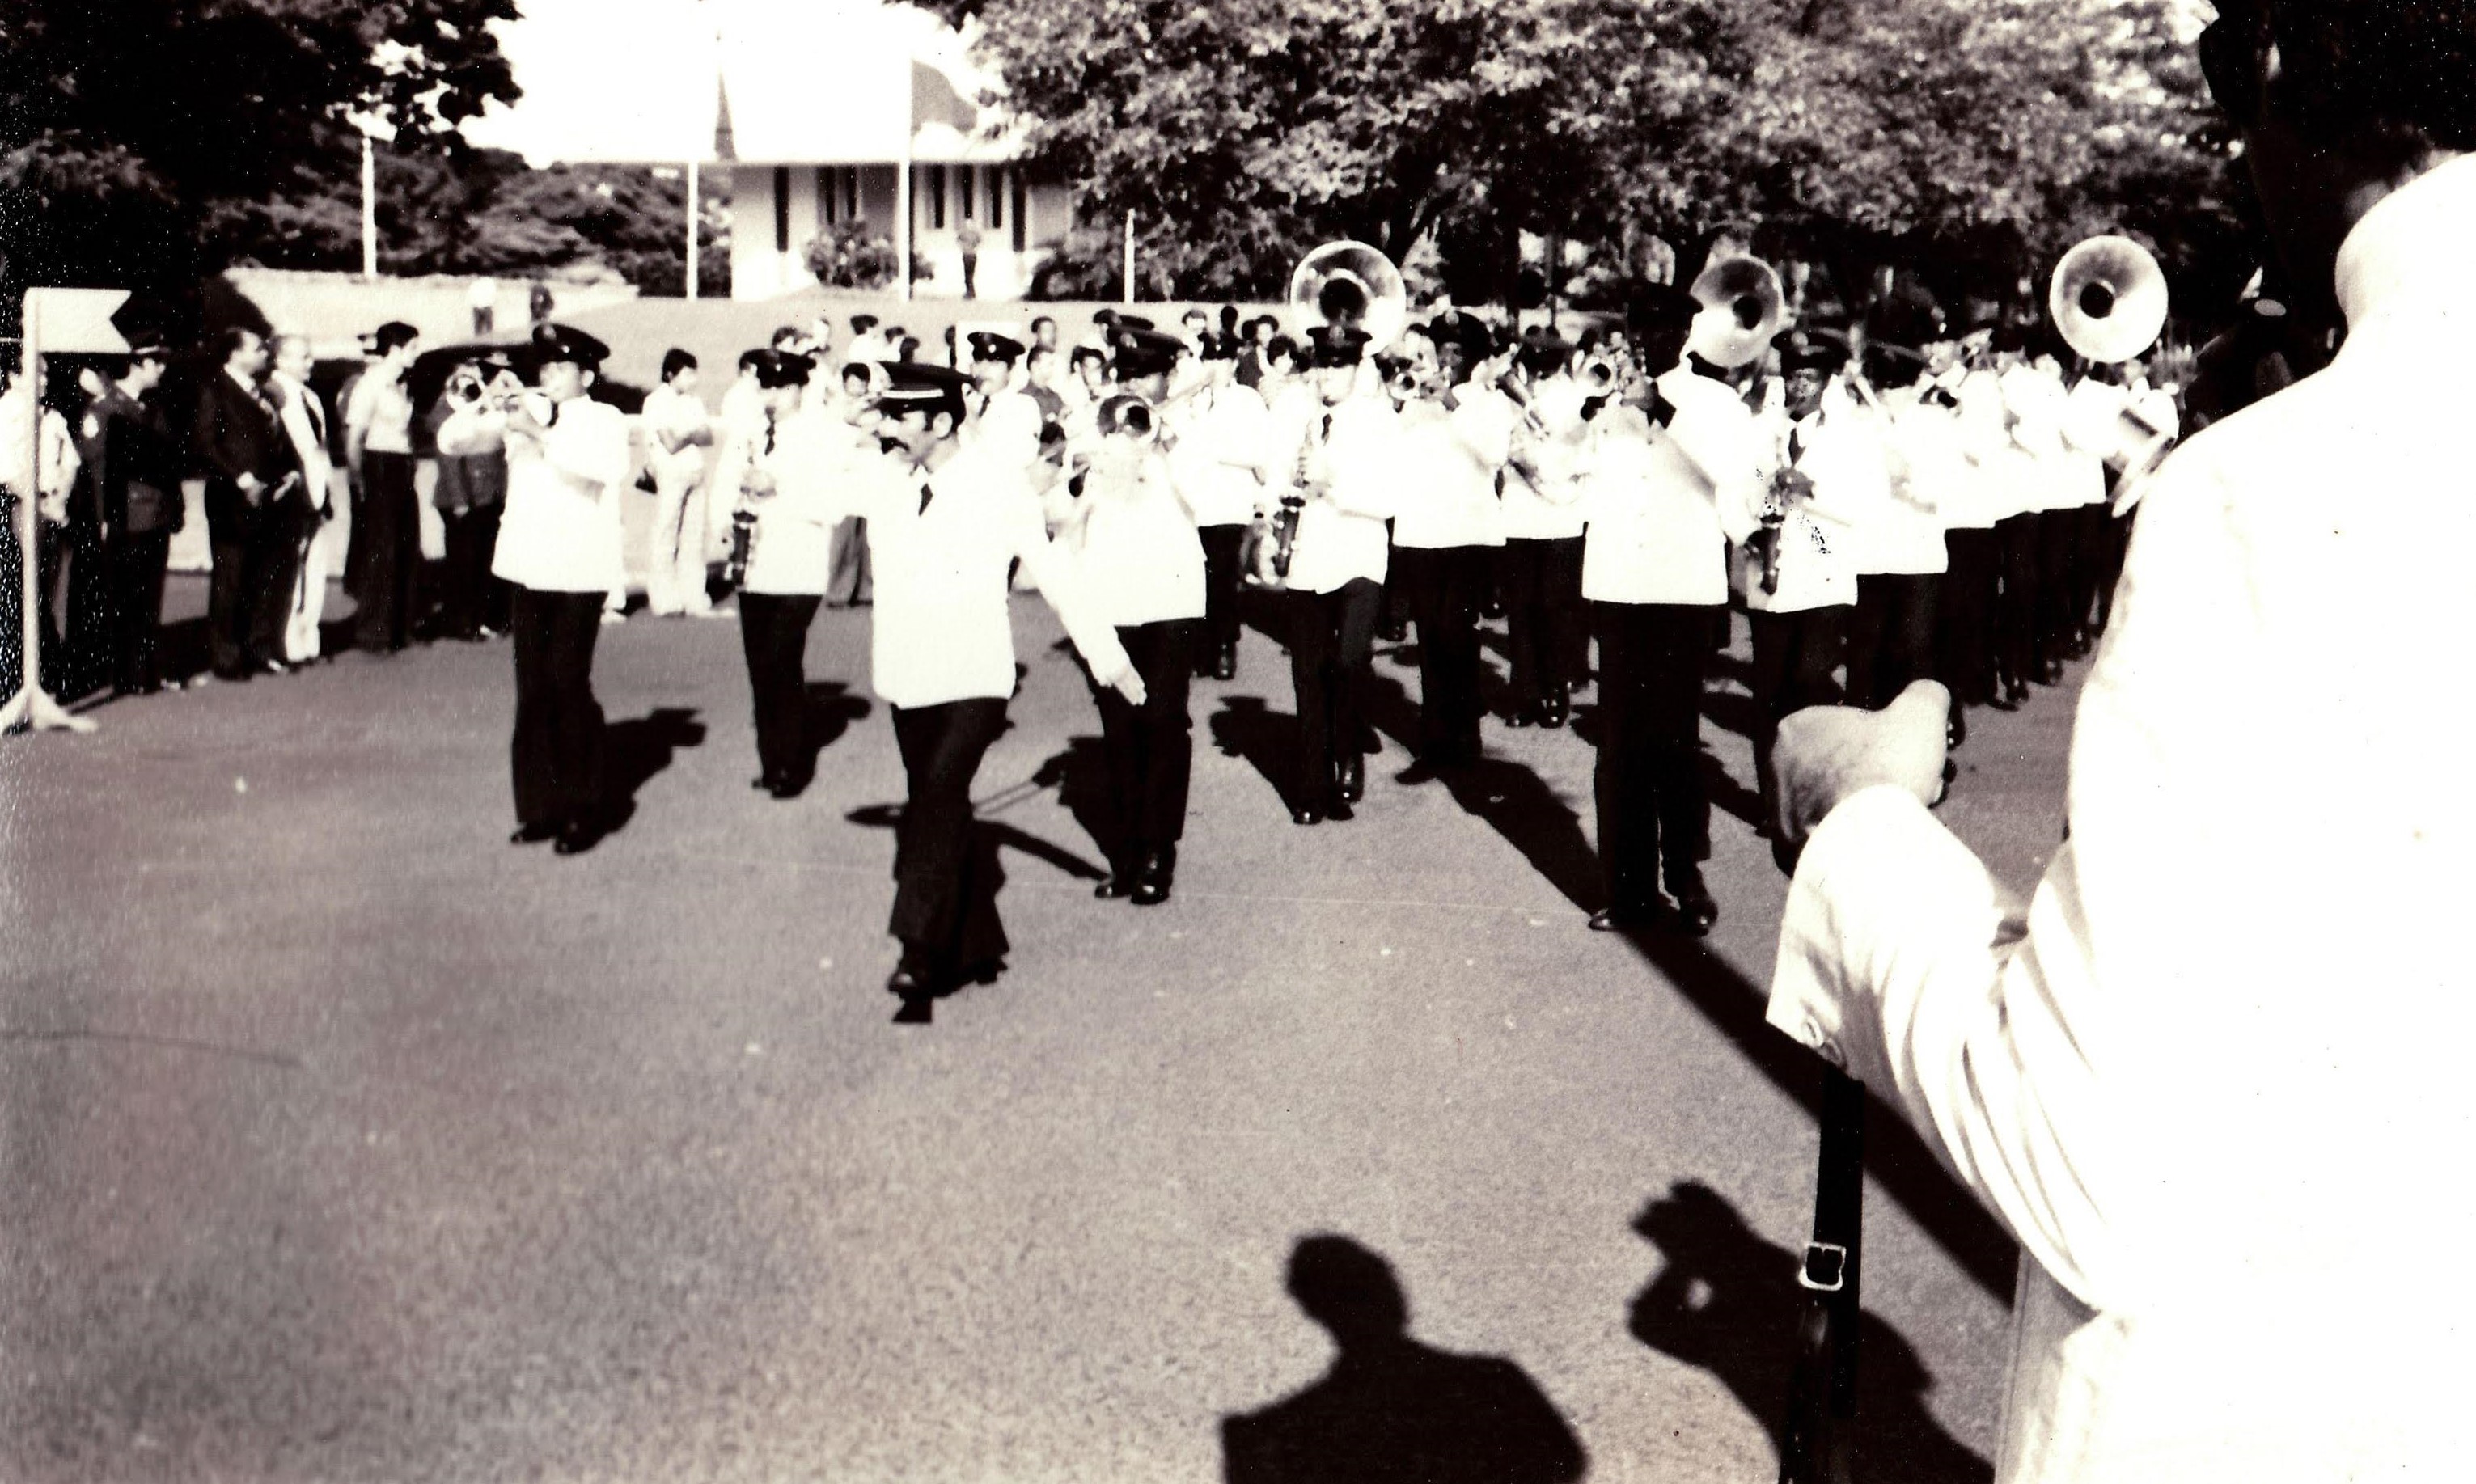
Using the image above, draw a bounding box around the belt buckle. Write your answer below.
[1798,1241,1849,1293]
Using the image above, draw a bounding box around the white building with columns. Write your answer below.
[467,0,1073,302]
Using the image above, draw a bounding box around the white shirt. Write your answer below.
[269,372,335,509]
[1388,389,1510,549]
[490,397,633,593]
[345,363,415,456]
[1165,383,1273,529]
[0,386,80,503]
[1283,393,1400,594]
[1577,366,1756,607]
[1498,377,1589,542]
[1056,439,1205,625]
[1953,366,2036,526]
[967,387,1045,471]
[641,382,710,488]
[1730,405,1869,614]
[1844,390,1953,575]
[832,438,1130,708]
[711,407,856,596]
[1766,152,2476,1482]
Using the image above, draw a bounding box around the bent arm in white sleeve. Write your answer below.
[1011,496,1132,680]
[1769,786,2117,1309]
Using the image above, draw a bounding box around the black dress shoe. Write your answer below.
[886,964,932,996]
[1213,643,1237,682]
[1380,619,1408,643]
[1539,695,1570,729]
[260,658,294,677]
[510,822,560,846]
[1130,847,1175,906]
[552,820,603,855]
[1094,872,1133,900]
[767,779,804,801]
[1589,906,1653,932]
[751,775,775,791]
[1291,803,1324,827]
[1665,876,1720,936]
[1996,679,2029,708]
[1325,791,1355,822]
[1395,759,1446,787]
[2038,657,2064,686]
[211,665,252,683]
[1337,755,1365,805]
[1947,709,1968,750]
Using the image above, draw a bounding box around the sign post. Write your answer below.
[2,286,128,736]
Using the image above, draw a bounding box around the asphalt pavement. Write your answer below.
[0,575,2088,1482]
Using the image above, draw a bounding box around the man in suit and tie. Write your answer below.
[192,326,303,680]
[269,333,339,664]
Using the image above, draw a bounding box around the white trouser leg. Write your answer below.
[674,479,710,612]
[285,518,339,662]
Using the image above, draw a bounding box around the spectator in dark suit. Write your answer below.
[192,327,303,679]
[79,342,184,694]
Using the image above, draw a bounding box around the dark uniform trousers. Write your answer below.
[1746,605,1850,808]
[889,696,1012,972]
[50,518,112,695]
[1196,524,1248,664]
[353,450,421,651]
[2087,503,2133,636]
[1594,602,1715,915]
[1991,512,2042,690]
[1936,529,1999,708]
[1391,543,1491,763]
[739,592,824,788]
[207,505,300,675]
[1846,573,1941,712]
[439,503,506,637]
[2035,506,2082,660]
[1500,536,1588,712]
[2072,501,2119,639]
[1284,577,1382,805]
[508,587,607,831]
[1085,619,1197,865]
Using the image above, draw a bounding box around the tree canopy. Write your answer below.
[941,0,2245,315]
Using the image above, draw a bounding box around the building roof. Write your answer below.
[464,0,1023,168]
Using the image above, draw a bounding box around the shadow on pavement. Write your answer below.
[1206,693,1307,815]
[1221,1233,1587,1484]
[789,680,873,791]
[1628,1181,1992,1483]
[602,707,706,835]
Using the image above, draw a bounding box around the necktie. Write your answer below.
[918,480,934,515]
[763,418,776,458]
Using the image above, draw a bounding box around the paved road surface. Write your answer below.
[1,578,2086,1482]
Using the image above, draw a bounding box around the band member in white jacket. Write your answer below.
[1843,315,1955,712]
[1055,382,1207,906]
[1766,8,2476,1472]
[1276,325,1398,825]
[486,323,636,855]
[1575,284,1758,934]
[1388,312,1514,779]
[1730,328,1874,823]
[1495,336,1591,729]
[834,363,1142,1001]
[1166,332,1272,682]
[712,350,844,797]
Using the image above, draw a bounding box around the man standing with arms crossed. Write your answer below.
[1764,4,2476,1475]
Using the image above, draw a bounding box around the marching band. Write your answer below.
[492,233,2183,1002]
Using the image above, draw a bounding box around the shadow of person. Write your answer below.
[599,707,706,835]
[1222,1235,1587,1484]
[1627,1182,1991,1484]
[785,680,872,793]
[1029,734,1122,873]
[1206,693,1307,814]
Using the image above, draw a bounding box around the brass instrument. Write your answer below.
[1288,240,1408,353]
[2051,235,2178,480]
[1687,255,1788,370]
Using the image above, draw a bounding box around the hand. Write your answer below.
[1771,681,1951,859]
[1776,468,1817,503]
[37,494,66,525]
[1098,658,1148,707]
[237,471,265,497]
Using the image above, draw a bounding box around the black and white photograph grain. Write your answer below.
[4,0,2471,1479]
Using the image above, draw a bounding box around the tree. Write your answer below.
[0,0,518,307]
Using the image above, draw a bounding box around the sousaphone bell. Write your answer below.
[1288,240,1408,353]
[1686,255,1788,370]
[2050,235,2169,366]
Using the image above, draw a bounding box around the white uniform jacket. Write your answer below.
[1283,393,1400,594]
[1850,391,1955,576]
[1498,377,1589,542]
[1388,389,1511,551]
[1165,383,1273,530]
[1766,153,2476,1482]
[2001,364,2085,514]
[489,396,633,594]
[710,408,853,597]
[1730,405,1872,614]
[641,382,711,492]
[1056,440,1206,627]
[1953,366,2034,526]
[1577,366,1757,607]
[967,388,1045,471]
[834,438,1130,709]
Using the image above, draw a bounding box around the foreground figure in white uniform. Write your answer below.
[1763,5,2476,1477]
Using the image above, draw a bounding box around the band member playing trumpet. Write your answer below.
[712,349,843,798]
[1277,324,1398,825]
[1496,336,1592,729]
[1579,283,1756,934]
[1388,311,1514,781]
[1053,331,1208,905]
[489,323,636,855]
[1733,326,1871,829]
[1166,332,1274,682]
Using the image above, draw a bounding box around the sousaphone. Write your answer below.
[1686,255,1788,369]
[1288,241,1407,353]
